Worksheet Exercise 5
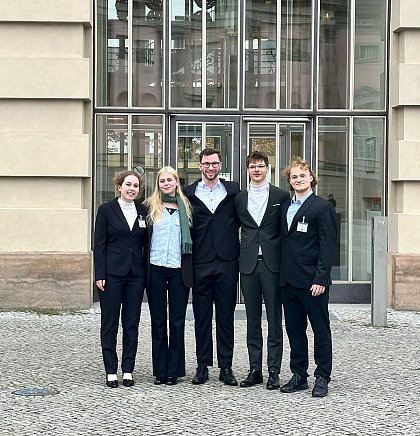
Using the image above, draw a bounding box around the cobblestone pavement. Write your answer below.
[1,304,420,436]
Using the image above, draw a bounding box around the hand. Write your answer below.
[310,284,325,297]
[96,279,105,292]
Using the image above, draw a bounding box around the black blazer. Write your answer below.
[184,179,240,263]
[235,184,290,274]
[279,193,337,289]
[94,198,148,281]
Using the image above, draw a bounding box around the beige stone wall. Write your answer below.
[0,2,93,309]
[389,0,420,310]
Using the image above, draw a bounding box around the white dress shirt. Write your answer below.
[195,179,227,213]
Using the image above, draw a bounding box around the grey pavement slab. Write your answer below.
[1,304,419,436]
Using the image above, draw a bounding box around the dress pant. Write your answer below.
[281,284,332,381]
[99,270,145,374]
[147,264,190,379]
[240,258,283,372]
[192,257,238,368]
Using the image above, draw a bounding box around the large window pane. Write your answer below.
[177,123,202,184]
[353,0,387,110]
[171,1,203,107]
[249,123,277,183]
[249,123,305,188]
[352,118,385,280]
[97,0,128,107]
[206,1,238,108]
[132,115,164,200]
[318,117,349,281]
[318,0,350,109]
[280,0,312,109]
[245,0,277,109]
[95,115,128,210]
[177,122,233,185]
[132,1,164,107]
[96,115,164,210]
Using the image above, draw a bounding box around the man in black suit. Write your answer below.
[279,157,337,398]
[184,147,240,386]
[234,151,289,390]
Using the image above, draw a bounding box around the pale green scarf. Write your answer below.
[161,194,192,255]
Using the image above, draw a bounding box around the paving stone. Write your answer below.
[1,304,419,435]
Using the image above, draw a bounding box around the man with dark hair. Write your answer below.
[235,151,290,390]
[184,147,240,386]
[279,157,337,397]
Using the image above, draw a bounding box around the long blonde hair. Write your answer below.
[144,166,192,225]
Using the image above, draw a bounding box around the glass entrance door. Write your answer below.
[246,121,310,190]
[171,116,240,186]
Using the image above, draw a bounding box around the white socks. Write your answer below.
[107,374,118,381]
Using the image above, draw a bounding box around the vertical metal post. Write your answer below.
[371,216,388,326]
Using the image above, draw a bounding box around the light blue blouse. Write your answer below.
[150,207,182,268]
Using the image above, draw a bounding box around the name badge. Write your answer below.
[297,216,308,233]
[175,218,180,226]
[138,215,146,228]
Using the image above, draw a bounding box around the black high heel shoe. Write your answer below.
[166,377,178,385]
[154,377,166,385]
[106,375,118,388]
[122,373,134,387]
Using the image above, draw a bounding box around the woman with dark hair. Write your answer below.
[94,171,148,388]
[144,166,193,386]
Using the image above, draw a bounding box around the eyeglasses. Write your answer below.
[200,162,221,168]
[248,164,267,170]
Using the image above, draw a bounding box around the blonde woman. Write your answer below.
[144,166,193,385]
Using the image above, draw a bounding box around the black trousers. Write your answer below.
[240,259,283,372]
[281,284,332,381]
[192,257,238,368]
[147,265,190,379]
[98,270,145,374]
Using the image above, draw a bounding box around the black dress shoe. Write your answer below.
[192,366,209,385]
[312,376,328,397]
[266,371,280,390]
[280,373,308,393]
[240,369,263,387]
[106,379,118,388]
[122,378,134,387]
[166,377,178,386]
[154,377,166,385]
[219,368,238,386]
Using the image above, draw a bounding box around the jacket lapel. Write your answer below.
[259,184,275,226]
[186,180,210,211]
[213,180,235,212]
[110,198,131,232]
[240,190,258,226]
[287,193,316,235]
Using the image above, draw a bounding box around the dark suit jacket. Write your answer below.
[184,179,240,263]
[94,197,148,280]
[279,193,337,289]
[235,184,290,274]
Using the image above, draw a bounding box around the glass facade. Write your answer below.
[95,0,388,286]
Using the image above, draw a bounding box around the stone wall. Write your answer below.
[0,1,93,309]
